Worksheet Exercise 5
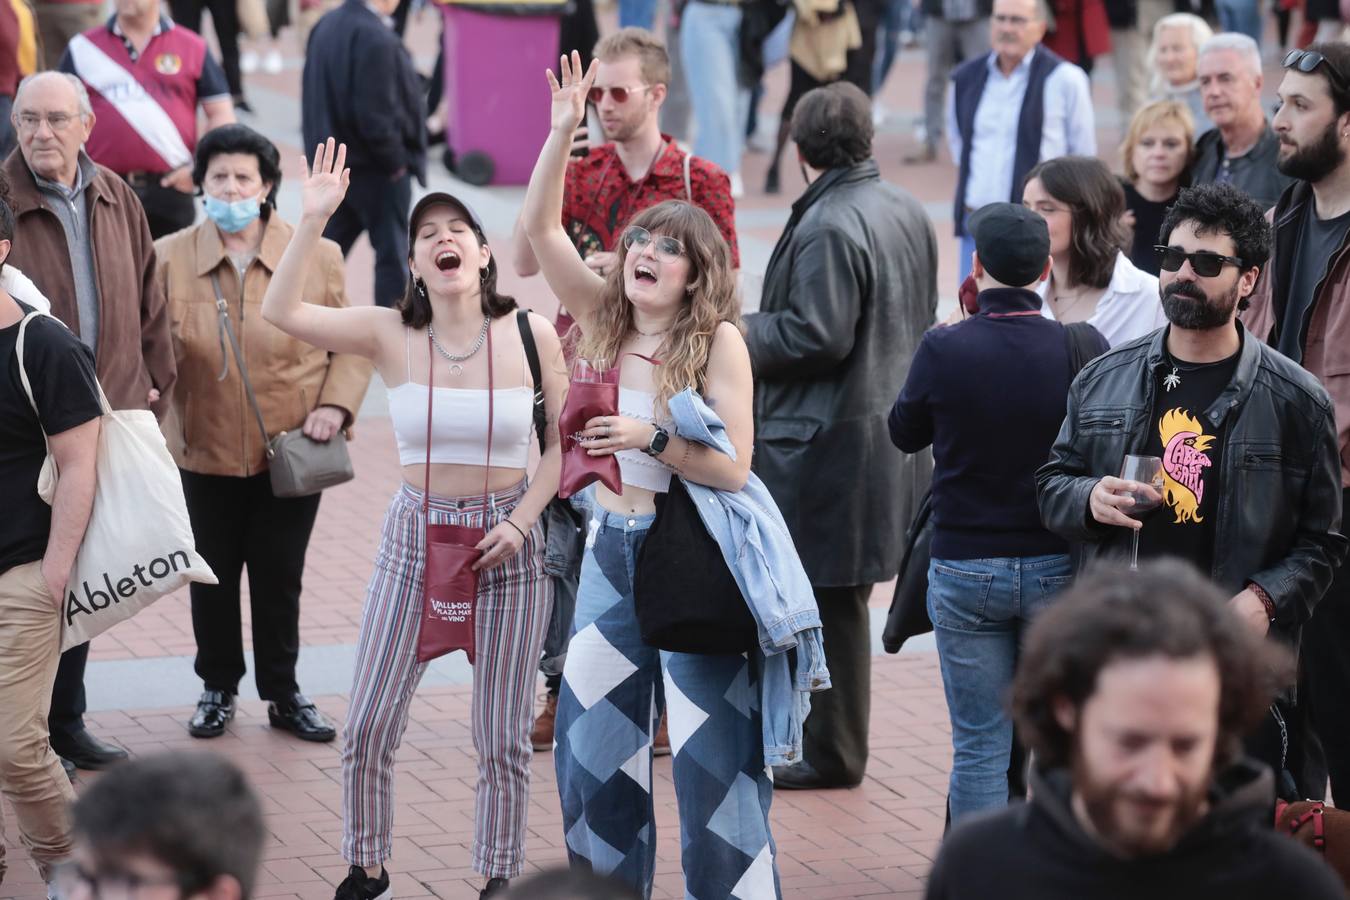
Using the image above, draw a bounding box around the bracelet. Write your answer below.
[504,519,528,540]
[1248,582,1276,620]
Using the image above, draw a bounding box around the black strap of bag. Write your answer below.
[211,271,275,455]
[1064,321,1105,377]
[517,309,548,455]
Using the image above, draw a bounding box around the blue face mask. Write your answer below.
[203,194,262,233]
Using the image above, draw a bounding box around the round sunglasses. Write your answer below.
[587,85,652,105]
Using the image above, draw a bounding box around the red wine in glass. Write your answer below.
[1119,455,1164,570]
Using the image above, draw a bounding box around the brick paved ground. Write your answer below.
[0,12,1298,897]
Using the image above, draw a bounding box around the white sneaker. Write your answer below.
[263,49,283,74]
[240,49,260,74]
[872,103,887,127]
[730,171,744,199]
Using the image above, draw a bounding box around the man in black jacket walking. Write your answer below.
[302,0,426,308]
[745,81,938,790]
[1036,182,1346,794]
[926,561,1345,900]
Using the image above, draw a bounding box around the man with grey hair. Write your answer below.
[1193,33,1296,209]
[3,69,174,776]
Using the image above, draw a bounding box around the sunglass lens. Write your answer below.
[1191,254,1223,277]
[610,87,629,102]
[1158,247,1184,271]
[587,87,602,104]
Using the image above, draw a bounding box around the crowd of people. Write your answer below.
[4,0,1350,897]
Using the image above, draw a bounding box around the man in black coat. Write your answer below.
[745,81,938,789]
[302,0,426,308]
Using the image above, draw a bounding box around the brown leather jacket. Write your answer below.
[2,149,176,416]
[155,214,372,477]
[1242,181,1350,487]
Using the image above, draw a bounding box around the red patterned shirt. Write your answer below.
[557,135,739,333]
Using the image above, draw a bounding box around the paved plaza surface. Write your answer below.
[2,12,1295,897]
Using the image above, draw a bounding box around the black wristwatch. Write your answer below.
[643,425,670,458]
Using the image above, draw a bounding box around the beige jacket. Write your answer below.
[155,214,372,477]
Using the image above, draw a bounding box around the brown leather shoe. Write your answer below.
[653,712,671,757]
[531,693,557,751]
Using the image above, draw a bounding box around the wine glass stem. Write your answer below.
[1130,528,1140,571]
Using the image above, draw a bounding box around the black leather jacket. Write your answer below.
[1036,325,1346,646]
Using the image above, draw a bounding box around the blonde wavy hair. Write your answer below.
[574,200,740,414]
[1120,99,1195,183]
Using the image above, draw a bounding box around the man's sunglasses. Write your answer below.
[1154,245,1245,277]
[587,85,651,105]
[1283,49,1350,93]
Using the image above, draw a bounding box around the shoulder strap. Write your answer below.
[1064,321,1103,377]
[16,309,111,430]
[211,272,272,453]
[683,149,692,202]
[516,309,547,454]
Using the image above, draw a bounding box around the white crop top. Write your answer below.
[615,387,674,493]
[388,383,534,468]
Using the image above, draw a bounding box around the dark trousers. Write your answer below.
[181,470,321,700]
[802,584,873,785]
[170,0,243,98]
[324,171,412,309]
[1302,490,1350,801]
[48,642,90,744]
[127,179,197,240]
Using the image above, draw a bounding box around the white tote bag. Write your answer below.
[16,312,216,651]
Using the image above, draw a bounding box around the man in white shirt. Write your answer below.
[946,0,1095,283]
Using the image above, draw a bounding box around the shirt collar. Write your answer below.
[986,46,1037,78]
[976,286,1044,314]
[362,1,395,28]
[109,13,171,59]
[30,151,96,199]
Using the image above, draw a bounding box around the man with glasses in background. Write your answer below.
[1244,42,1350,809]
[510,27,737,756]
[1038,181,1346,799]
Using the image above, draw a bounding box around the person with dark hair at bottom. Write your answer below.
[1038,182,1348,798]
[155,123,372,744]
[891,202,1105,824]
[1244,42,1350,808]
[748,81,937,790]
[52,752,266,900]
[925,561,1346,900]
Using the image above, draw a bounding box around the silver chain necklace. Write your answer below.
[428,316,490,376]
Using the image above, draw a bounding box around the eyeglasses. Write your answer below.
[15,111,80,133]
[51,861,190,899]
[587,85,651,105]
[1154,245,1245,277]
[1283,49,1350,93]
[623,226,685,262]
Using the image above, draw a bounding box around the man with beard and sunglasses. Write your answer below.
[925,560,1345,900]
[1244,42,1350,808]
[1037,182,1347,795]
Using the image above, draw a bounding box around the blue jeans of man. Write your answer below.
[1216,0,1263,46]
[681,0,750,176]
[928,554,1072,822]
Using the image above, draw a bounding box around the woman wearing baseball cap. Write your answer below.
[262,139,567,900]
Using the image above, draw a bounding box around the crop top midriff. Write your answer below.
[615,387,674,493]
[387,382,534,468]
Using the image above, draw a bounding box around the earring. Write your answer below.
[480,267,489,282]
[685,285,695,295]
[415,278,427,298]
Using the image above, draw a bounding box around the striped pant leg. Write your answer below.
[470,512,552,878]
[341,493,431,867]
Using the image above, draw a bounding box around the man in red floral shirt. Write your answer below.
[512,26,739,337]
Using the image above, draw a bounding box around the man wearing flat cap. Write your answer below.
[889,202,1107,823]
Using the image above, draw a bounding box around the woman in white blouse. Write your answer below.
[1023,155,1166,347]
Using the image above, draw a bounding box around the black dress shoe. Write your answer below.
[50,728,128,770]
[480,877,509,899]
[188,690,236,738]
[268,693,336,742]
[771,760,860,790]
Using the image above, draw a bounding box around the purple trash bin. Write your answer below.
[440,3,562,185]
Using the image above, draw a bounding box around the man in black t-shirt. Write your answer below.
[1244,41,1350,805]
[0,196,102,886]
[1038,183,1347,797]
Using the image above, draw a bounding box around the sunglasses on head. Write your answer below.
[1154,245,1245,277]
[623,226,685,262]
[1283,49,1350,93]
[587,85,651,105]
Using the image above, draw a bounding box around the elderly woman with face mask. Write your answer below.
[154,123,372,747]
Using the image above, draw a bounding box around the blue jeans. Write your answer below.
[619,0,656,29]
[1216,0,1264,46]
[928,554,1073,822]
[681,0,749,175]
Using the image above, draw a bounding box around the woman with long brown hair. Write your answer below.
[521,51,781,899]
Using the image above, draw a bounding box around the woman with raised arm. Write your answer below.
[522,51,785,899]
[261,140,567,900]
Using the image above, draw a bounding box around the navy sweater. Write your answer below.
[889,288,1107,560]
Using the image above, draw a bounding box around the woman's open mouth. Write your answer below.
[634,263,658,284]
[435,249,462,272]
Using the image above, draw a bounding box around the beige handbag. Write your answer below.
[212,273,354,498]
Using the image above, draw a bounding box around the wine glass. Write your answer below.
[1119,455,1164,571]
[571,357,610,383]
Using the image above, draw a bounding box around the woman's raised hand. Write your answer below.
[301,138,351,221]
[546,50,597,135]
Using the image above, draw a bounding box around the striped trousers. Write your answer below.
[341,481,552,878]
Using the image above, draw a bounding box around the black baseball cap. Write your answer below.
[408,191,486,242]
[967,203,1051,288]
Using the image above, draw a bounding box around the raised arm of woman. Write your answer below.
[521,50,606,328]
[261,139,400,362]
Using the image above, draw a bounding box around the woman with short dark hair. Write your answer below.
[156,123,373,746]
[1023,155,1166,346]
